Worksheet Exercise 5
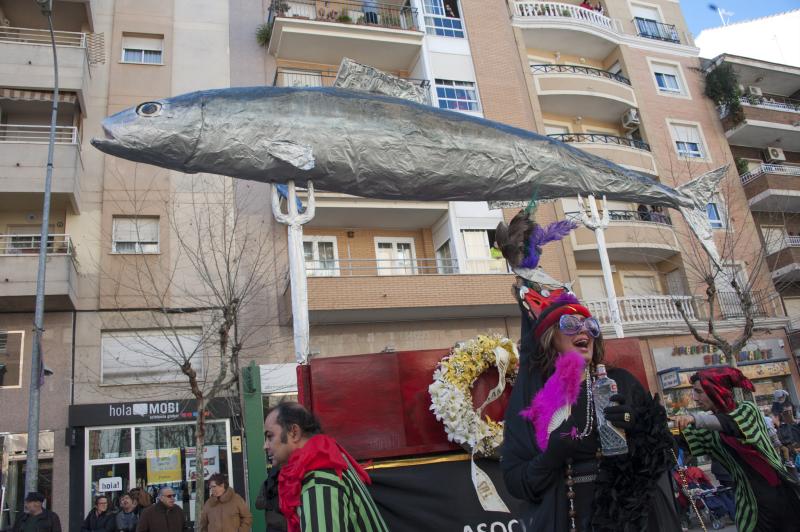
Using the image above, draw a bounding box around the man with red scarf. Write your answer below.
[263,402,389,532]
[672,367,800,532]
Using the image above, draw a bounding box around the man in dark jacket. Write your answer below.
[12,492,62,532]
[136,487,184,532]
[255,465,286,532]
[81,495,115,532]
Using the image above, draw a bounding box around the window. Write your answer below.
[706,203,723,229]
[461,229,506,274]
[652,62,683,93]
[761,226,788,255]
[579,275,607,301]
[436,241,455,274]
[435,79,480,112]
[279,70,323,88]
[112,216,159,253]
[670,123,705,159]
[303,237,338,277]
[0,331,24,388]
[101,329,203,385]
[121,34,164,64]
[423,0,464,37]
[375,238,416,275]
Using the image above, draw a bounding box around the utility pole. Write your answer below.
[271,181,316,364]
[25,0,59,495]
[576,194,624,338]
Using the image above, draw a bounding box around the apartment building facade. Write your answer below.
[703,54,800,351]
[1,0,799,527]
[262,0,800,441]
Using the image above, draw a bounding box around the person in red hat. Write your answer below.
[496,209,680,531]
[672,367,800,531]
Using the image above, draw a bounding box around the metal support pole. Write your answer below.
[271,181,316,364]
[577,194,624,338]
[25,1,59,495]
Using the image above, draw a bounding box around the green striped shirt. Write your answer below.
[684,401,790,532]
[298,464,389,532]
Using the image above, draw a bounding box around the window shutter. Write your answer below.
[121,35,163,51]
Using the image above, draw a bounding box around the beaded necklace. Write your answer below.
[565,365,596,532]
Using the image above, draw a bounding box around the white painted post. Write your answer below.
[271,181,316,364]
[577,194,624,338]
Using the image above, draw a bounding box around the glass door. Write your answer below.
[89,461,133,510]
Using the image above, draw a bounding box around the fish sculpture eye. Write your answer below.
[136,102,163,117]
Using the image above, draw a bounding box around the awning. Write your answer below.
[0,88,78,105]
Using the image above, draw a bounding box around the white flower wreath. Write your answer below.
[429,335,519,457]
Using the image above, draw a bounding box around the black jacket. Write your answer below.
[136,501,185,532]
[255,466,286,532]
[501,315,680,531]
[12,509,62,532]
[81,510,116,532]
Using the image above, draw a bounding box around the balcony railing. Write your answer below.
[0,26,86,47]
[586,295,697,325]
[513,2,615,31]
[565,209,672,225]
[633,17,679,43]
[0,234,74,256]
[0,124,78,144]
[273,68,429,90]
[271,0,418,31]
[740,94,800,114]
[531,64,631,85]
[305,257,510,277]
[716,290,770,318]
[549,133,650,151]
[740,163,800,185]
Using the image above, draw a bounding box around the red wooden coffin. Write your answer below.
[298,338,648,460]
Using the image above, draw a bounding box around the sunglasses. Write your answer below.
[163,494,176,499]
[559,314,601,338]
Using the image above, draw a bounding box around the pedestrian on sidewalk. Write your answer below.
[199,473,252,532]
[12,492,61,532]
[136,487,184,532]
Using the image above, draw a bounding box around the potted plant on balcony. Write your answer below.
[337,14,352,23]
[274,1,290,16]
[704,63,744,125]
[255,22,272,47]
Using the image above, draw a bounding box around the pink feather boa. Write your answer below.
[521,352,586,450]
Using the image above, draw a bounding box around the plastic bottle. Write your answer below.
[593,364,628,456]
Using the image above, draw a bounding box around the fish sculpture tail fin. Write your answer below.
[675,165,729,266]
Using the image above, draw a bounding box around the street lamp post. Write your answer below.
[25,0,59,495]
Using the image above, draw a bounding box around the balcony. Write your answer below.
[273,67,430,102]
[767,236,800,282]
[0,234,78,311]
[740,164,800,212]
[585,291,773,336]
[724,95,800,151]
[549,132,657,174]
[0,27,94,107]
[304,257,516,323]
[565,209,679,262]
[632,18,679,44]
[531,64,637,123]
[0,124,82,213]
[267,0,423,72]
[512,2,620,60]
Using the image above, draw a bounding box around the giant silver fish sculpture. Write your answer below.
[91,86,726,259]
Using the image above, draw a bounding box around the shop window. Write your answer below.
[121,34,164,65]
[101,329,203,385]
[112,216,160,254]
[435,79,480,112]
[88,428,132,460]
[0,331,24,388]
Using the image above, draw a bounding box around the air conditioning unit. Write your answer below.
[747,86,763,97]
[766,146,786,162]
[622,108,640,129]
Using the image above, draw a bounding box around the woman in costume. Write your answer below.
[497,210,680,531]
[672,368,800,531]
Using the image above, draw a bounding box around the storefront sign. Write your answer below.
[659,368,681,390]
[69,398,235,427]
[185,445,220,481]
[98,477,122,492]
[146,449,182,485]
[740,361,791,380]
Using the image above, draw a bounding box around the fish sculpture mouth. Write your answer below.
[90,125,118,152]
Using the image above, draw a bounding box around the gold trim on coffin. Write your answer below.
[365,453,470,470]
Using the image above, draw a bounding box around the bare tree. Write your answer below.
[95,168,289,525]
